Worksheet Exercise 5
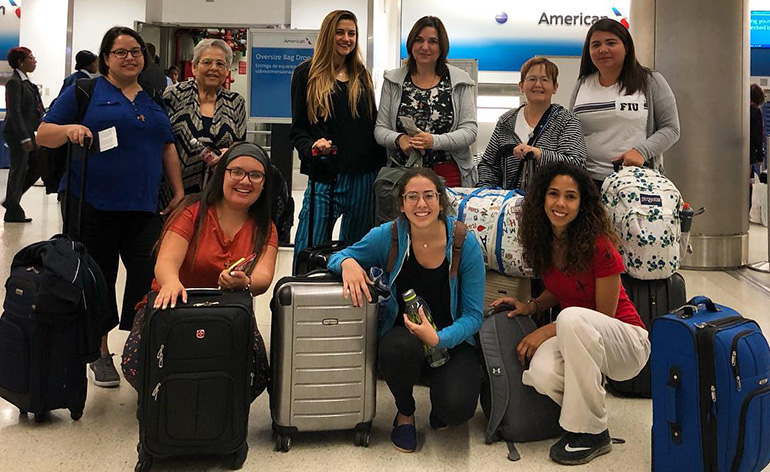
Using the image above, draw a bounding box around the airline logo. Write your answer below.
[612,7,630,28]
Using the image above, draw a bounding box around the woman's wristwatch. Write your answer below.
[526,298,542,316]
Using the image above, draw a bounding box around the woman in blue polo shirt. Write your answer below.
[37,26,184,389]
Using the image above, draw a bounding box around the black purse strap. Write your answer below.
[526,104,556,147]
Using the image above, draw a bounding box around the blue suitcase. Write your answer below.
[651,296,770,472]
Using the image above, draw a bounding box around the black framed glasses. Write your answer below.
[226,167,265,184]
[109,47,143,59]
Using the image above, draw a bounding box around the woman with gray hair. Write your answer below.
[159,38,247,209]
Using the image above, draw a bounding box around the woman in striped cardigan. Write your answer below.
[159,38,247,210]
[477,57,586,190]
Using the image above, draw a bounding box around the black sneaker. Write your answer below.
[549,430,611,465]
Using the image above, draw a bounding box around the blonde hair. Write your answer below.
[306,10,375,124]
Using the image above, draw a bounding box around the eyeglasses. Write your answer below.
[403,190,438,204]
[199,59,228,69]
[109,48,143,59]
[226,167,265,184]
[523,75,553,85]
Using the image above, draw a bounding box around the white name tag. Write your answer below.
[98,126,118,152]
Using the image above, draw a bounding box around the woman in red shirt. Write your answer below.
[491,162,649,466]
[122,142,278,393]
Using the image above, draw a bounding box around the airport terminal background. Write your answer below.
[0,0,770,470]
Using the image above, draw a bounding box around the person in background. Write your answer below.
[477,57,586,190]
[328,167,485,454]
[138,42,168,100]
[290,9,385,259]
[166,65,180,87]
[60,50,98,95]
[491,162,649,465]
[37,26,184,388]
[750,83,765,175]
[570,18,680,187]
[2,47,43,223]
[121,143,277,397]
[161,38,246,210]
[375,15,477,188]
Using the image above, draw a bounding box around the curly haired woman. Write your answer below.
[490,162,649,465]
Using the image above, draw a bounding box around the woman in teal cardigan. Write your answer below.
[327,167,485,454]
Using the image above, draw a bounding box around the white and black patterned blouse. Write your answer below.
[159,80,246,208]
[395,72,453,167]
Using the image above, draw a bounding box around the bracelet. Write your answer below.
[245,279,251,293]
[526,298,542,315]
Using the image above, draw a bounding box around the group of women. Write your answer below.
[306,9,680,466]
[30,9,681,466]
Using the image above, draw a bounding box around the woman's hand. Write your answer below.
[341,258,373,307]
[490,297,535,317]
[516,325,555,364]
[398,134,414,155]
[513,143,542,161]
[403,307,440,348]
[218,269,250,291]
[312,138,334,155]
[160,192,185,216]
[409,132,434,150]
[620,148,645,167]
[66,125,93,147]
[154,280,188,310]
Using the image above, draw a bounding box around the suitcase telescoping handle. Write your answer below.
[62,138,92,238]
[673,296,720,319]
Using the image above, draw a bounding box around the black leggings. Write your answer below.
[378,326,481,426]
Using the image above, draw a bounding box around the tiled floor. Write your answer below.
[1,171,769,471]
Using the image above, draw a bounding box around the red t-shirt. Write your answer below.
[541,235,644,329]
[150,202,278,292]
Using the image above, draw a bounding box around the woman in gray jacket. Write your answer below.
[375,16,477,188]
[570,18,680,185]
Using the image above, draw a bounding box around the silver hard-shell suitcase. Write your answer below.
[269,271,377,451]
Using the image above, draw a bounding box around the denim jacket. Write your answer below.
[327,216,485,350]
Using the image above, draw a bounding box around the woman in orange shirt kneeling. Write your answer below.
[121,142,279,396]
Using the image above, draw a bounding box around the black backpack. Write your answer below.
[39,78,96,194]
[478,304,562,461]
[269,164,294,246]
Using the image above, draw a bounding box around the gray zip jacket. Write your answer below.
[569,70,680,174]
[375,64,478,186]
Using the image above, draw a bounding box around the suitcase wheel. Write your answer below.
[33,411,48,423]
[274,433,291,452]
[354,430,370,447]
[230,443,248,470]
[134,460,152,472]
[70,409,83,421]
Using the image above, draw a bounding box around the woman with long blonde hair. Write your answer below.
[290,9,385,263]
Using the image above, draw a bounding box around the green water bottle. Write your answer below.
[402,289,450,368]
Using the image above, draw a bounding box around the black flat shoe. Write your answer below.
[4,216,32,223]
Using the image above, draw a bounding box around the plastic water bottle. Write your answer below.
[680,202,694,233]
[402,289,450,368]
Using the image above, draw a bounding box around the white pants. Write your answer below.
[522,307,651,434]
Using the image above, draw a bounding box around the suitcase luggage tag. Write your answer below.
[670,295,721,319]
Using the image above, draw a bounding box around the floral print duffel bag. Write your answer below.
[446,187,533,278]
[601,167,684,280]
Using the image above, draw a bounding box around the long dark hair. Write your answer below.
[396,167,450,222]
[519,162,617,275]
[405,16,450,76]
[578,18,650,95]
[98,26,148,76]
[158,143,273,273]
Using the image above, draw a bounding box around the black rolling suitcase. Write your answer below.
[135,289,254,471]
[606,272,687,397]
[0,140,105,422]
